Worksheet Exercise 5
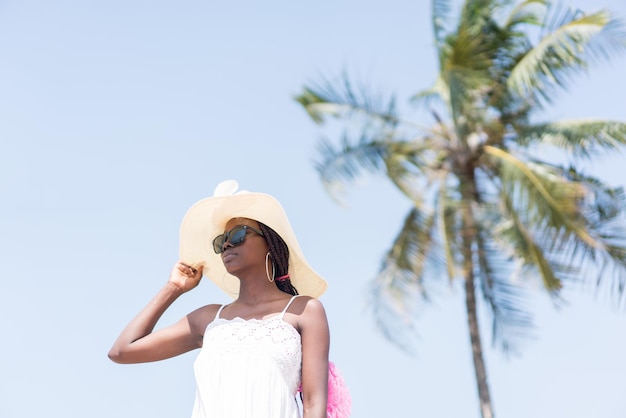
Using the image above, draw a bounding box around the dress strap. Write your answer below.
[214,304,226,320]
[279,295,301,319]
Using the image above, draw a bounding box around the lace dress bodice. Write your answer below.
[191,296,302,418]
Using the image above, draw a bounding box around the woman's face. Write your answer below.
[219,217,268,275]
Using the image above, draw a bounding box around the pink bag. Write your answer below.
[298,361,352,417]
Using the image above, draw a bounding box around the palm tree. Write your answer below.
[295,1,626,417]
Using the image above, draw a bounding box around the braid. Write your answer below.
[258,222,299,296]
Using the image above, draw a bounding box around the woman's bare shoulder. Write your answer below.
[286,296,328,329]
[187,303,223,335]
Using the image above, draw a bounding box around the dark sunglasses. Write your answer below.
[212,225,264,254]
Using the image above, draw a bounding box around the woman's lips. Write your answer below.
[222,252,236,263]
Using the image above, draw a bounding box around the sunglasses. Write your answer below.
[212,225,264,254]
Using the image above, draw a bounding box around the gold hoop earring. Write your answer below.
[265,252,275,282]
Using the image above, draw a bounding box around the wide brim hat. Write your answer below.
[179,180,328,299]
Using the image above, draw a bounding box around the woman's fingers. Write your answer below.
[170,262,203,292]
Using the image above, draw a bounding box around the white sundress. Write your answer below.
[191,295,303,418]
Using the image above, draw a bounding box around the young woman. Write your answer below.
[109,180,330,418]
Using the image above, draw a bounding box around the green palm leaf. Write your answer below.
[369,207,443,353]
[474,219,535,353]
[295,76,399,125]
[508,7,625,103]
[519,120,626,156]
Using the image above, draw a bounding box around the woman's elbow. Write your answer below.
[107,346,129,364]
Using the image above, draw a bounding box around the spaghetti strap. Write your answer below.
[279,295,301,319]
[214,304,226,320]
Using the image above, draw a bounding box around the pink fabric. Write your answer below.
[298,361,352,417]
[327,361,352,418]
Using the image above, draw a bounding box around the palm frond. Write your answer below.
[439,182,461,280]
[458,0,500,33]
[410,76,448,110]
[573,10,626,60]
[518,120,626,157]
[383,154,430,206]
[508,7,623,103]
[445,67,490,139]
[295,75,399,126]
[485,149,626,304]
[484,145,600,249]
[447,31,496,74]
[556,167,626,303]
[440,2,507,123]
[474,218,535,354]
[504,0,546,28]
[368,207,444,354]
[314,133,389,201]
[315,131,443,203]
[432,0,452,52]
[563,166,625,221]
[495,189,566,292]
[385,137,446,179]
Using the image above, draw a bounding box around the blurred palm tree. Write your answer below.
[296,1,626,417]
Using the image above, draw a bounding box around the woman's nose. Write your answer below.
[221,239,234,252]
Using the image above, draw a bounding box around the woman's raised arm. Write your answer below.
[108,262,210,364]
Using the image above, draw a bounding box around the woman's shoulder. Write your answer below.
[187,303,223,332]
[289,296,327,321]
[287,296,329,338]
[190,302,223,316]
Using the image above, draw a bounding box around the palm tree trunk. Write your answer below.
[460,174,494,418]
[464,271,494,418]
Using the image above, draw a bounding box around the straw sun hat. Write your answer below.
[179,180,328,299]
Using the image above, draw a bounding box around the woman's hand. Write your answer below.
[168,261,203,293]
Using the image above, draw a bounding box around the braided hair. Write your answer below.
[258,222,299,296]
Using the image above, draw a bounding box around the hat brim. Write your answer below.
[179,183,327,299]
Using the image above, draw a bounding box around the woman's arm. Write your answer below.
[108,261,209,364]
[299,298,330,418]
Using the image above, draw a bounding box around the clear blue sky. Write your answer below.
[1,1,625,417]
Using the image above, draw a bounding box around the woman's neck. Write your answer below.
[235,274,288,305]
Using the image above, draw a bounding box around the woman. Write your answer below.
[109,180,330,418]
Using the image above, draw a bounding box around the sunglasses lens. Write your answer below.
[212,234,227,254]
[212,226,251,254]
[229,227,248,246]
